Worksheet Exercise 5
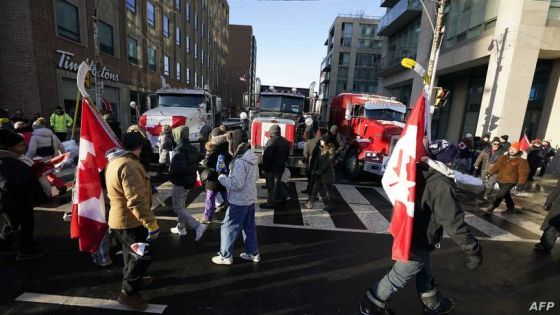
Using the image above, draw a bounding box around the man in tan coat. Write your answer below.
[483,141,529,214]
[106,132,159,311]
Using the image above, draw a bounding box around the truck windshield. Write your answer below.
[260,96,304,114]
[158,94,205,108]
[365,109,405,122]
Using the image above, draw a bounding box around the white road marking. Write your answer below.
[334,184,390,233]
[464,211,522,241]
[493,211,543,235]
[255,182,274,226]
[295,182,335,229]
[15,292,167,314]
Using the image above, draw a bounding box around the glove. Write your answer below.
[146,221,160,241]
[465,252,483,270]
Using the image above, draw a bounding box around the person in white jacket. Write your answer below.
[211,141,260,265]
[26,117,65,161]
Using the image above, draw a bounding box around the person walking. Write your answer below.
[454,133,475,173]
[201,128,231,223]
[0,130,48,261]
[168,126,207,240]
[539,141,556,176]
[527,139,546,181]
[474,137,506,200]
[500,135,511,151]
[305,135,335,211]
[482,142,529,215]
[302,127,327,194]
[211,141,260,265]
[105,132,160,311]
[534,180,560,254]
[49,106,73,141]
[157,125,174,176]
[359,139,483,315]
[126,125,153,172]
[261,125,290,209]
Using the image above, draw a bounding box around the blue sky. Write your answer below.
[228,0,386,89]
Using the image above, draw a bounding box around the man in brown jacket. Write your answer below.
[106,132,160,311]
[483,142,529,214]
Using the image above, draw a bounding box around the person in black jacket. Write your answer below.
[359,139,483,315]
[534,180,560,253]
[261,124,290,209]
[168,126,207,240]
[202,128,232,222]
[302,127,327,194]
[527,140,546,181]
[0,130,48,261]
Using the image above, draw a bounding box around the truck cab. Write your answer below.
[138,88,222,152]
[329,93,405,177]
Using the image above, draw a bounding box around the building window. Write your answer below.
[355,53,377,67]
[146,1,155,27]
[186,35,190,53]
[337,67,349,79]
[194,72,198,86]
[341,22,353,47]
[176,26,181,47]
[98,20,114,55]
[359,24,376,38]
[338,52,350,65]
[336,81,347,94]
[176,62,181,81]
[164,55,170,76]
[201,22,204,37]
[55,0,80,43]
[186,67,191,84]
[163,15,169,37]
[201,49,204,64]
[148,47,157,71]
[126,0,136,13]
[194,43,198,59]
[194,13,198,29]
[127,36,138,64]
[175,0,181,10]
[201,76,205,87]
[186,1,190,21]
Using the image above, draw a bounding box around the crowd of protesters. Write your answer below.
[1,105,560,312]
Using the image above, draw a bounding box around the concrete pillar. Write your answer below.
[476,0,549,140]
[538,59,560,143]
[445,77,469,143]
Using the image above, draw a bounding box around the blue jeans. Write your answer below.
[219,204,259,258]
[372,250,434,301]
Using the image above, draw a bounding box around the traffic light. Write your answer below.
[85,70,93,89]
[434,87,450,108]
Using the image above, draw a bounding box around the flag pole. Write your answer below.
[71,90,81,140]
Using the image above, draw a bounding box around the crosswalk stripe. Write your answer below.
[255,181,274,226]
[295,182,336,229]
[463,211,522,241]
[334,184,389,233]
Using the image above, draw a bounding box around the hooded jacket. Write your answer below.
[203,132,232,191]
[26,127,65,160]
[313,144,335,184]
[218,148,258,206]
[169,126,204,188]
[262,126,290,175]
[0,150,45,211]
[411,163,481,257]
[105,150,155,229]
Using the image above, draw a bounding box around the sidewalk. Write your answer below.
[511,174,559,215]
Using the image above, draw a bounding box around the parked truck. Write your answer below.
[138,87,222,152]
[249,84,317,169]
[328,93,406,178]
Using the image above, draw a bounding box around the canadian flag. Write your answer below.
[519,132,531,152]
[70,98,120,252]
[381,92,427,261]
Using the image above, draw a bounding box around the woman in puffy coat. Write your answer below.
[201,128,231,223]
[26,118,65,161]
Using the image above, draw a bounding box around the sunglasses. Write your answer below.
[492,143,500,145]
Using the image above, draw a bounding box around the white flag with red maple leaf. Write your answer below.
[381,91,428,261]
[70,98,120,252]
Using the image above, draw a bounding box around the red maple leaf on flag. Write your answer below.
[77,152,102,202]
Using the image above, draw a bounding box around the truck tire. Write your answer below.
[345,150,362,179]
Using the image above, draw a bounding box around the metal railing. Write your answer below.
[374,46,417,73]
[337,13,382,20]
[377,0,421,34]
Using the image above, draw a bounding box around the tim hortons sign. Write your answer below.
[56,50,119,82]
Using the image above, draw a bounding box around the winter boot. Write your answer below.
[358,290,394,315]
[421,287,454,315]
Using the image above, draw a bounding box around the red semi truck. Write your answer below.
[329,93,406,178]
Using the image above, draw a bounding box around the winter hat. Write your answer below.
[0,130,24,148]
[227,129,243,156]
[32,117,46,129]
[162,125,172,133]
[491,137,501,143]
[510,142,521,151]
[127,124,147,138]
[465,133,473,138]
[500,135,509,142]
[123,131,145,151]
[211,126,225,137]
[269,124,281,136]
[13,121,26,129]
[428,139,458,164]
[330,125,339,133]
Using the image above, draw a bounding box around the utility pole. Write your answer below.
[426,0,447,84]
[92,7,102,110]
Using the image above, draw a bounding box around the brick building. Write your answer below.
[226,24,257,117]
[0,0,229,130]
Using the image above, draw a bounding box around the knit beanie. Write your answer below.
[0,130,24,148]
[428,139,459,164]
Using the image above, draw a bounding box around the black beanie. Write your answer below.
[122,131,145,151]
[0,130,24,148]
[500,135,509,141]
